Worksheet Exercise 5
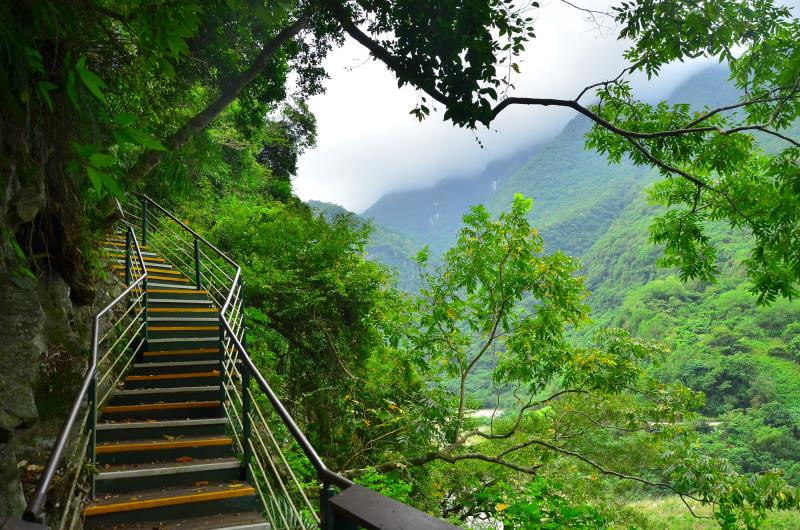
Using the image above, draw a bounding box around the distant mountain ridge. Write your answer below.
[311,64,742,292]
[361,141,543,257]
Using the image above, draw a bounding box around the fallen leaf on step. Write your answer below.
[129,496,138,501]
[176,456,193,463]
[193,481,209,487]
[228,483,242,488]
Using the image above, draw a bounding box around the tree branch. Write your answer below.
[129,13,310,182]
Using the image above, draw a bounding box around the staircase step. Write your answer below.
[96,435,233,465]
[108,386,221,406]
[148,298,214,308]
[142,276,191,284]
[149,327,219,340]
[113,265,182,275]
[109,252,166,262]
[100,400,223,421]
[148,289,210,302]
[85,509,269,530]
[105,248,159,258]
[96,457,242,494]
[147,272,192,289]
[146,337,220,350]
[133,360,220,375]
[114,259,173,270]
[149,307,218,313]
[124,370,221,389]
[143,347,220,362]
[96,417,227,442]
[102,240,151,251]
[82,481,257,527]
[149,317,219,323]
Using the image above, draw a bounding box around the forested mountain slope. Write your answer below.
[354,64,800,490]
[362,143,542,257]
[308,200,423,290]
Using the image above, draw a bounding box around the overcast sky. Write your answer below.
[293,1,713,213]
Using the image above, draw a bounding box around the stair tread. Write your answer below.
[113,386,221,396]
[135,360,219,368]
[102,400,221,414]
[143,349,220,358]
[146,336,219,343]
[98,456,240,477]
[148,317,219,322]
[149,282,202,289]
[86,510,267,530]
[125,370,220,382]
[97,417,227,429]
[148,298,215,304]
[149,307,218,312]
[109,253,166,261]
[96,435,232,454]
[149,325,219,331]
[83,480,255,516]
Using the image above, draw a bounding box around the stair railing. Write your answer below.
[23,205,148,528]
[124,193,458,530]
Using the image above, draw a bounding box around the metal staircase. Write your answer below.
[17,194,458,530]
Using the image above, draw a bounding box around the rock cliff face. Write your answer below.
[0,273,98,522]
[0,165,105,522]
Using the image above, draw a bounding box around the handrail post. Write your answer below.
[219,310,226,406]
[88,319,99,500]
[321,483,335,530]
[194,237,202,289]
[141,197,148,245]
[321,483,356,530]
[241,350,252,482]
[125,228,132,286]
[142,274,148,361]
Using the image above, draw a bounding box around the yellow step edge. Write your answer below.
[95,436,231,455]
[102,241,152,250]
[148,307,218,313]
[149,326,219,331]
[147,288,208,294]
[102,401,221,414]
[109,253,166,262]
[82,485,254,517]
[112,266,182,275]
[148,276,191,283]
[125,370,220,382]
[144,347,219,357]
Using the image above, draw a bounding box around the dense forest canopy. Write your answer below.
[0,0,798,528]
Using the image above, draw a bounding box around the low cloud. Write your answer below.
[295,1,711,212]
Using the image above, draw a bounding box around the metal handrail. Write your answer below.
[133,193,353,491]
[23,220,148,523]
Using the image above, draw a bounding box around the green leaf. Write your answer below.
[115,127,166,151]
[89,153,117,168]
[66,70,79,109]
[158,58,176,79]
[112,113,136,126]
[86,166,122,196]
[37,81,57,111]
[76,60,108,103]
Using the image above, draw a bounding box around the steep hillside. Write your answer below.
[362,143,542,257]
[487,114,648,257]
[308,200,423,291]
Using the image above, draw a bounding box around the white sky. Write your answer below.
[294,1,712,213]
